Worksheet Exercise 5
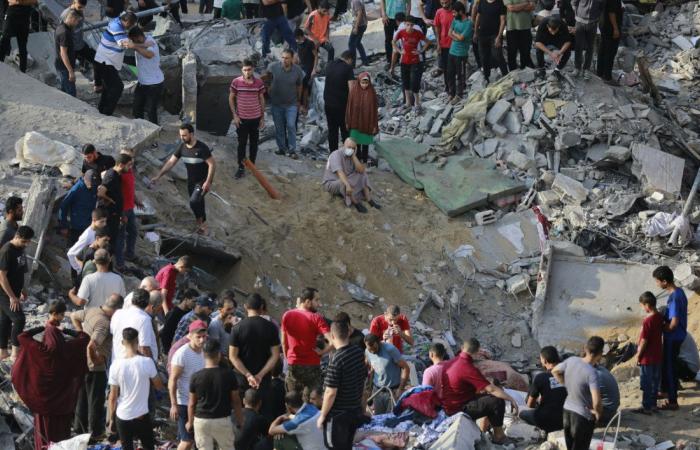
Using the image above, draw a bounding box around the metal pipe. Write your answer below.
[83,5,170,31]
[668,167,700,246]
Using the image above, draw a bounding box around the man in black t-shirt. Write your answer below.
[0,225,33,360]
[324,51,355,153]
[0,196,23,248]
[534,17,573,71]
[81,144,116,178]
[519,346,567,432]
[55,9,82,97]
[596,0,622,81]
[187,339,243,449]
[152,124,217,235]
[228,293,281,422]
[318,320,367,449]
[334,311,365,350]
[98,153,133,253]
[475,0,508,82]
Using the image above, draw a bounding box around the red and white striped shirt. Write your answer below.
[230,76,265,120]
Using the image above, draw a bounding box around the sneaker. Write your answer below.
[369,199,381,209]
[583,70,591,81]
[274,149,286,156]
[235,167,245,179]
[354,202,368,213]
[413,105,423,115]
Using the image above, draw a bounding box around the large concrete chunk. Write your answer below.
[551,173,589,205]
[486,99,511,125]
[0,64,159,156]
[631,143,685,196]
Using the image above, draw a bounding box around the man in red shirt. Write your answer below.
[432,0,453,83]
[392,15,432,113]
[441,341,519,444]
[369,305,413,353]
[115,148,143,270]
[155,255,192,314]
[281,287,332,392]
[229,58,266,180]
[634,291,663,414]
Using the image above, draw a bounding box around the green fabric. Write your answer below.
[350,129,374,145]
[385,0,406,19]
[274,435,302,450]
[222,0,242,20]
[449,18,473,57]
[503,0,533,30]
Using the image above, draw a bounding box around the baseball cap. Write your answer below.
[188,319,208,333]
[196,295,215,309]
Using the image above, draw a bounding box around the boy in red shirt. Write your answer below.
[634,291,663,414]
[392,15,432,113]
[432,0,453,83]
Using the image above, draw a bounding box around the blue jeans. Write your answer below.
[640,364,661,410]
[261,15,297,56]
[115,209,138,267]
[348,25,368,65]
[57,68,76,97]
[271,105,298,153]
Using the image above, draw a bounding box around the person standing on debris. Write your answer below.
[380,0,408,70]
[446,2,473,103]
[334,311,365,350]
[67,208,108,286]
[322,138,380,213]
[71,294,124,441]
[324,50,355,153]
[62,0,102,93]
[242,0,259,18]
[282,287,332,393]
[475,0,508,82]
[82,144,116,176]
[519,346,567,432]
[170,320,207,450]
[229,58,266,180]
[431,0,453,83]
[152,124,217,234]
[595,0,621,82]
[365,333,410,414]
[370,305,413,353]
[94,11,137,116]
[221,0,242,19]
[393,15,431,113]
[59,170,98,248]
[570,0,603,79]
[345,72,379,165]
[534,16,572,73]
[304,1,334,61]
[348,0,370,67]
[0,0,36,73]
[54,9,83,97]
[503,0,534,71]
[229,293,282,421]
[98,153,133,250]
[0,196,23,247]
[260,0,296,59]
[422,342,449,399]
[316,319,367,448]
[173,294,215,343]
[186,339,244,449]
[552,336,603,450]
[156,255,193,314]
[128,27,165,125]
[161,288,198,354]
[632,292,663,415]
[0,225,33,360]
[110,288,159,360]
[653,265,688,411]
[295,28,318,110]
[115,149,141,271]
[266,49,304,158]
[107,328,164,450]
[69,248,126,308]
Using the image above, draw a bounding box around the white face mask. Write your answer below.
[343,147,355,157]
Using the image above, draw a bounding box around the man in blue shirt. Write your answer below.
[59,170,98,246]
[364,333,410,414]
[269,390,325,450]
[653,265,688,410]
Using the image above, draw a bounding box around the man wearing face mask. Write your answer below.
[322,138,380,214]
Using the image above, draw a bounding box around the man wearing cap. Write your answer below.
[173,295,215,343]
[169,320,207,450]
[58,171,98,248]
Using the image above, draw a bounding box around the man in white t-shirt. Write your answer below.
[107,327,163,450]
[127,26,164,125]
[111,288,159,361]
[69,249,126,308]
[169,320,207,450]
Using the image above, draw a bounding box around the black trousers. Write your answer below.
[596,30,619,80]
[243,3,258,18]
[325,104,348,152]
[323,408,365,450]
[463,394,506,427]
[574,21,596,71]
[383,18,398,63]
[400,62,423,93]
[0,294,25,348]
[446,54,466,97]
[106,214,120,250]
[478,34,508,80]
[438,47,449,86]
[506,29,534,70]
[357,145,369,163]
[237,117,261,168]
[187,178,207,221]
[519,407,563,433]
[96,61,124,116]
[73,371,107,437]
[472,39,481,68]
[0,7,30,72]
[133,82,163,125]
[536,47,571,69]
[333,0,347,17]
[116,415,155,450]
[76,46,101,86]
[563,410,595,450]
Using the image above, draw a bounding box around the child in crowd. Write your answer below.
[295,28,318,111]
[446,2,473,103]
[393,15,432,113]
[634,291,664,415]
[236,389,272,450]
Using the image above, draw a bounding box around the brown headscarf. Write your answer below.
[345,72,379,136]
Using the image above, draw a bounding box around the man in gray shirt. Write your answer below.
[0,196,23,247]
[364,333,409,414]
[552,336,603,450]
[594,365,619,425]
[265,49,304,158]
[60,0,101,91]
[570,0,603,79]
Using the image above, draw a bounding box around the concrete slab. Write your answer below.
[631,143,685,196]
[329,18,385,57]
[374,138,527,216]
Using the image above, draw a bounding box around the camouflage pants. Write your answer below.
[285,364,322,394]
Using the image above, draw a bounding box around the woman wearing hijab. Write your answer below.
[345,72,379,165]
[12,301,89,450]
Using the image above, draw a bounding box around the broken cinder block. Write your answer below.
[486,99,511,126]
[552,173,590,205]
[475,210,497,226]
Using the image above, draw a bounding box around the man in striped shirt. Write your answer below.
[229,58,266,179]
[93,12,136,116]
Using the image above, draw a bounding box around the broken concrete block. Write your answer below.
[674,263,700,290]
[619,104,635,119]
[603,145,631,163]
[555,130,581,149]
[419,115,434,133]
[506,151,535,171]
[549,240,585,256]
[552,173,589,205]
[537,190,560,206]
[515,68,536,83]
[475,138,498,158]
[430,118,445,137]
[486,99,511,125]
[475,210,496,225]
[492,123,508,137]
[521,99,534,124]
[631,143,685,196]
[656,78,680,94]
[542,100,557,119]
[511,332,523,347]
[672,35,694,50]
[507,273,529,294]
[503,111,521,134]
